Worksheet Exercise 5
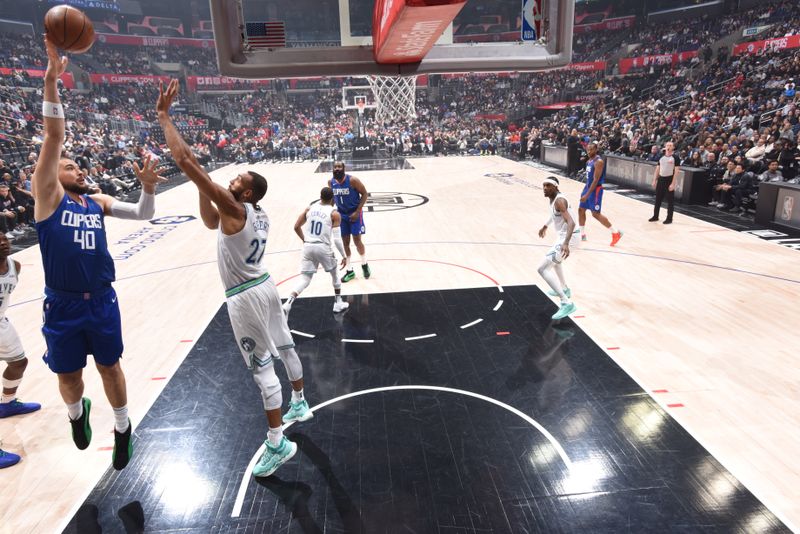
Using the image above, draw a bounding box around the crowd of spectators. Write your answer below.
[536,46,800,215]
[0,0,799,240]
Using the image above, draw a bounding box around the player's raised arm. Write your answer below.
[156,80,242,219]
[198,191,220,229]
[90,155,167,219]
[32,35,69,221]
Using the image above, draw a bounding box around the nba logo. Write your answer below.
[781,195,794,221]
[521,0,541,41]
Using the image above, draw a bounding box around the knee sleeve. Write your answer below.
[252,363,282,411]
[277,347,303,382]
[293,273,313,296]
[330,268,341,290]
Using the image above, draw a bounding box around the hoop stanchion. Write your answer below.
[367,75,417,124]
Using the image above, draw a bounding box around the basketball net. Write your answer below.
[356,100,366,117]
[367,75,417,124]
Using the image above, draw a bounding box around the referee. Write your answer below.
[649,141,680,224]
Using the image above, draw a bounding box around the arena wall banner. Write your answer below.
[90,74,170,84]
[565,61,606,72]
[0,68,75,89]
[186,76,273,91]
[95,33,215,48]
[49,0,120,12]
[573,15,636,35]
[732,35,800,56]
[618,51,697,74]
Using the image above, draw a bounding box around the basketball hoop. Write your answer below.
[356,100,366,117]
[367,75,417,124]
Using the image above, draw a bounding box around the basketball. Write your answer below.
[44,4,95,54]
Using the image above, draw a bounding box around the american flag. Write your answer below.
[245,22,286,49]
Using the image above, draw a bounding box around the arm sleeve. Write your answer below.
[543,211,554,228]
[332,226,346,258]
[109,191,155,220]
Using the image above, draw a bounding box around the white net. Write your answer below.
[367,75,418,124]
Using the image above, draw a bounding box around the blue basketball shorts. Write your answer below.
[41,286,124,374]
[579,185,604,212]
[339,211,365,236]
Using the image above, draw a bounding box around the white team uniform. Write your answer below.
[218,203,294,369]
[547,193,580,264]
[0,258,24,362]
[300,203,338,274]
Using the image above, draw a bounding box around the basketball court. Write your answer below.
[1,155,798,532]
[2,0,800,532]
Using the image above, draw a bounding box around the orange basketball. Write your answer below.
[44,5,95,54]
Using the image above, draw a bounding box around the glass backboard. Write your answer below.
[210,0,574,78]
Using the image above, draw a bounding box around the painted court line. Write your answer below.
[290,330,316,339]
[231,385,573,518]
[493,300,504,311]
[460,318,483,329]
[341,338,374,344]
[405,333,437,341]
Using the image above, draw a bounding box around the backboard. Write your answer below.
[342,84,377,111]
[210,0,574,79]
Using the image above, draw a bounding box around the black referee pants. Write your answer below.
[653,176,674,220]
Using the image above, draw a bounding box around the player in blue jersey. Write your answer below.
[578,142,622,247]
[31,36,167,470]
[330,161,370,282]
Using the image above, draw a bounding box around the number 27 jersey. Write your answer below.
[217,203,270,290]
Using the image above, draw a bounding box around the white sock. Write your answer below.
[610,226,618,233]
[360,253,367,266]
[344,255,351,271]
[67,400,83,420]
[540,264,571,304]
[1,393,15,404]
[268,426,283,447]
[292,389,304,402]
[113,405,130,433]
[335,294,342,303]
[579,225,585,235]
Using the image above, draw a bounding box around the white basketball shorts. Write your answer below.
[226,277,295,369]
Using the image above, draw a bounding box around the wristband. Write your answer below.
[42,102,64,119]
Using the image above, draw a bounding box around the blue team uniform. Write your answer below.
[580,156,605,212]
[36,194,123,373]
[330,174,365,236]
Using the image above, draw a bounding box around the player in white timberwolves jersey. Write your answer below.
[157,80,309,478]
[0,234,40,469]
[283,186,349,316]
[537,176,579,320]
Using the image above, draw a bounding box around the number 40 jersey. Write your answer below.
[217,203,271,290]
[36,194,115,293]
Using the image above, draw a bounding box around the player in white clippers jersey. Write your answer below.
[283,186,349,316]
[157,80,308,478]
[0,233,41,470]
[537,176,579,321]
